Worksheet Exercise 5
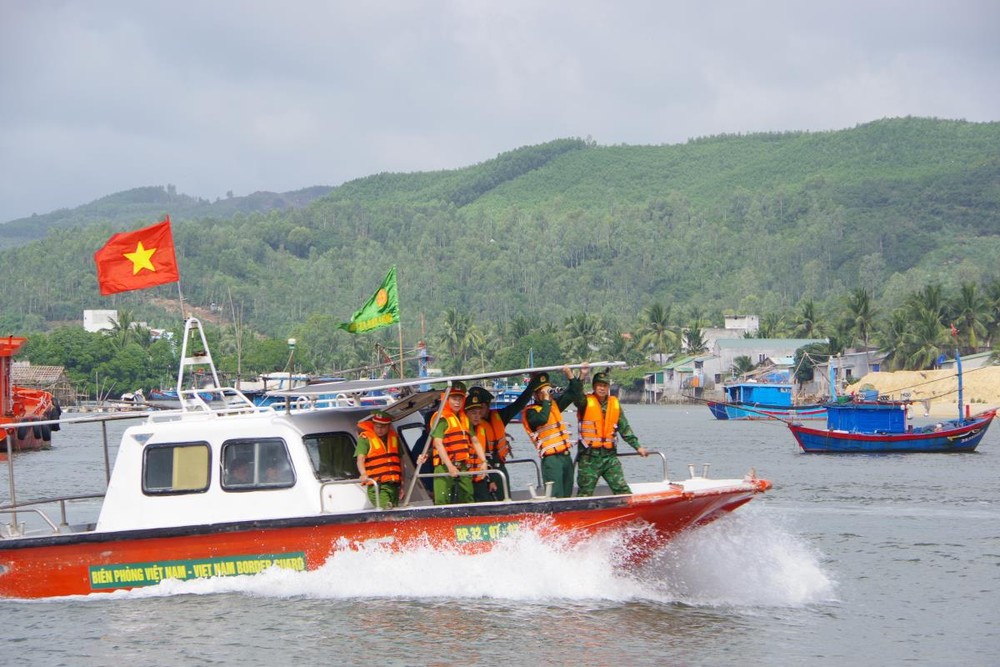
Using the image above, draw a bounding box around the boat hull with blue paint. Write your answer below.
[789,402,995,453]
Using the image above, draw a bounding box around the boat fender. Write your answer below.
[16,425,29,440]
[32,422,43,440]
[49,398,62,431]
[40,423,52,442]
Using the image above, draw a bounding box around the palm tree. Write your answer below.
[106,309,150,350]
[875,309,909,371]
[793,300,823,338]
[731,355,755,378]
[952,282,991,354]
[438,309,483,373]
[983,276,1000,348]
[682,327,709,355]
[903,304,949,370]
[845,288,876,351]
[561,313,605,360]
[639,303,676,362]
[756,312,786,338]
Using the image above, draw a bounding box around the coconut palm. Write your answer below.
[682,327,709,355]
[903,304,949,370]
[845,288,876,351]
[952,282,991,353]
[438,308,483,373]
[875,309,909,371]
[638,303,676,362]
[793,299,823,338]
[561,312,606,360]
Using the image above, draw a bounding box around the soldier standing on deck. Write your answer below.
[573,364,648,496]
[522,367,584,498]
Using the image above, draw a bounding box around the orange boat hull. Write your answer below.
[0,482,768,598]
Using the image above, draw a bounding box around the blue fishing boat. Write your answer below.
[788,349,994,453]
[707,381,827,420]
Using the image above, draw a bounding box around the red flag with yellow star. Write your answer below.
[94,217,180,295]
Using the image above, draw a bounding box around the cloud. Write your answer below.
[1,0,997,221]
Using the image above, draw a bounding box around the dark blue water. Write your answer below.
[1,405,997,666]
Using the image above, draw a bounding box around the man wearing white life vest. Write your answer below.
[522,367,584,498]
[572,364,648,496]
[355,410,404,509]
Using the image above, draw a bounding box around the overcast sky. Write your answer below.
[2,0,998,223]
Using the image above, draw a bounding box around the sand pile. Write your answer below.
[851,365,1000,417]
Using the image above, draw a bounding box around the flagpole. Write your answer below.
[396,268,404,378]
[176,283,186,322]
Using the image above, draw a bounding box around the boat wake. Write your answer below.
[99,509,834,608]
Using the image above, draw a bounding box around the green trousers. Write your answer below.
[366,481,400,509]
[434,464,474,504]
[576,449,632,496]
[541,452,574,498]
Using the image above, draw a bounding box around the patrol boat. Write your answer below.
[0,319,771,599]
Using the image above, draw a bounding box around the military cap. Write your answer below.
[446,381,467,397]
[370,410,392,424]
[531,372,551,391]
[465,386,493,410]
[592,372,611,387]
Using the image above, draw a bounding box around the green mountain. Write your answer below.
[2,117,998,342]
[0,184,334,250]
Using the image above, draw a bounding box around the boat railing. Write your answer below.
[572,449,668,484]
[403,468,513,506]
[159,387,262,419]
[504,457,543,490]
[0,492,105,538]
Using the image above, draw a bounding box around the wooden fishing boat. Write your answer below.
[0,319,771,599]
[1,336,60,454]
[788,350,994,453]
[707,381,826,420]
[788,400,995,453]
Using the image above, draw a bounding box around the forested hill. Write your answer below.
[1,117,998,344]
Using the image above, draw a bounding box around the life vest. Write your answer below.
[578,394,621,450]
[357,419,402,484]
[468,410,511,482]
[430,407,473,467]
[522,401,573,457]
[476,410,511,463]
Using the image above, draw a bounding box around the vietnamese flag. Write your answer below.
[94,217,180,295]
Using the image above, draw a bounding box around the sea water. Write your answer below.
[1,405,996,666]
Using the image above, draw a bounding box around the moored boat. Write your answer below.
[0,319,771,599]
[707,381,827,420]
[1,336,60,454]
[788,349,994,453]
[788,401,995,453]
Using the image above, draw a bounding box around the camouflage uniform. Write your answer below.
[573,373,643,497]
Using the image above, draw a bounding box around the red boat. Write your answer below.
[1,336,60,455]
[0,319,770,599]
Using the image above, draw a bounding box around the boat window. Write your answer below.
[143,443,211,495]
[303,431,359,480]
[221,438,295,490]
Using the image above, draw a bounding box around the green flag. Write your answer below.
[339,266,400,334]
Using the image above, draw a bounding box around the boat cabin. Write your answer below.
[826,400,907,435]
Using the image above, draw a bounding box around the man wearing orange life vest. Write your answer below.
[355,410,404,509]
[522,367,584,498]
[572,365,648,496]
[426,382,488,504]
[464,378,539,502]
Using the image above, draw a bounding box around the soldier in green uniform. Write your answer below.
[464,377,539,501]
[572,365,648,496]
[522,367,585,498]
